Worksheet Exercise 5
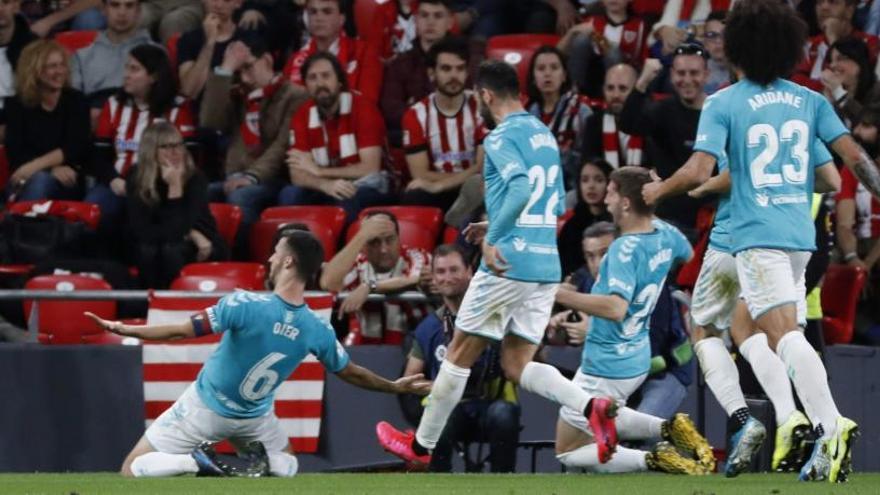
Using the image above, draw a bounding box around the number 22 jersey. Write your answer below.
[694,78,849,254]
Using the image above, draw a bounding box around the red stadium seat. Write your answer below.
[24,274,121,345]
[821,264,867,345]
[170,275,243,292]
[208,203,242,248]
[252,206,347,262]
[346,206,444,252]
[7,200,101,230]
[54,30,98,53]
[179,262,266,290]
[485,34,561,91]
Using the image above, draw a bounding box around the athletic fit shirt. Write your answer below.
[694,78,849,253]
[195,291,350,419]
[582,220,692,379]
[708,141,835,254]
[482,111,566,283]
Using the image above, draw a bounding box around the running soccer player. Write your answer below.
[641,0,880,483]
[377,60,618,466]
[87,230,431,478]
[667,147,839,477]
[554,167,711,475]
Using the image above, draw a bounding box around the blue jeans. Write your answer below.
[9,170,82,201]
[277,184,390,223]
[636,373,689,421]
[208,180,281,258]
[70,8,107,30]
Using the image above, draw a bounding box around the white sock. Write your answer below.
[776,331,840,438]
[616,407,664,441]
[130,452,198,477]
[556,444,648,473]
[267,452,299,477]
[694,337,747,416]
[415,360,470,449]
[739,333,797,425]
[518,361,591,413]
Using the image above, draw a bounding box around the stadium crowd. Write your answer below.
[0,0,878,476]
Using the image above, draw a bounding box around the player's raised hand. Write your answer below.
[84,312,129,336]
[481,239,509,275]
[393,373,432,395]
[462,221,488,244]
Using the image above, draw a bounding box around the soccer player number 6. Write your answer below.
[239,352,287,401]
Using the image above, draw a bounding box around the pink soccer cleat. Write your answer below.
[376,421,431,466]
[588,397,619,463]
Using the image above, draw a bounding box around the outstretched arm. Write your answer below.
[336,362,431,395]
[642,151,718,205]
[688,169,731,198]
[555,290,629,322]
[85,312,196,340]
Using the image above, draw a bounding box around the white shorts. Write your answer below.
[455,270,558,345]
[558,370,647,435]
[145,384,290,454]
[691,248,740,331]
[736,248,810,326]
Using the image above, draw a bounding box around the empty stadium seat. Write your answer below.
[7,200,101,230]
[208,203,243,248]
[170,275,242,292]
[251,206,347,262]
[54,30,98,53]
[821,264,867,345]
[179,262,266,290]
[24,274,120,345]
[346,206,444,252]
[485,34,561,91]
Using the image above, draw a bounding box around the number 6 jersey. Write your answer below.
[482,111,566,283]
[194,292,350,419]
[582,220,692,379]
[693,78,849,254]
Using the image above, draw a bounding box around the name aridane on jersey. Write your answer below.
[582,220,692,379]
[194,291,350,419]
[694,79,849,253]
[482,112,566,283]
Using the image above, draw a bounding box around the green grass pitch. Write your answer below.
[2,472,879,495]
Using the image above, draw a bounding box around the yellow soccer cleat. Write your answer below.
[829,417,859,483]
[646,441,711,475]
[772,410,811,472]
[662,413,716,472]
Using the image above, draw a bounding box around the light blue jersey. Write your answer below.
[195,291,350,419]
[694,79,848,253]
[582,220,693,379]
[708,141,835,253]
[482,111,566,283]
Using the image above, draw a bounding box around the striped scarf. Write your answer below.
[602,112,643,168]
[589,15,646,65]
[306,92,358,167]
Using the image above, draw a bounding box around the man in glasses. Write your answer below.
[618,42,710,241]
[699,10,731,95]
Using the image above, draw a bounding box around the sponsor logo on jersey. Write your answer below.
[756,193,769,207]
[513,237,527,251]
[609,277,633,293]
[434,344,447,362]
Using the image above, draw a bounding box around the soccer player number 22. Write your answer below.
[519,165,561,227]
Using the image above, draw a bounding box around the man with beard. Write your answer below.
[86,229,431,477]
[378,60,619,467]
[320,211,431,345]
[201,35,307,258]
[619,44,710,239]
[401,36,485,211]
[377,244,520,472]
[281,52,390,222]
[581,63,643,169]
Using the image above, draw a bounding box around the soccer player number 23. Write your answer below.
[748,119,809,188]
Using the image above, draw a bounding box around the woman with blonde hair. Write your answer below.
[5,39,90,201]
[127,122,227,289]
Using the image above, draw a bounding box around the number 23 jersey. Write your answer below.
[583,220,692,379]
[195,292,351,419]
[694,78,849,253]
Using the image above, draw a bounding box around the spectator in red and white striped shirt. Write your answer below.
[320,211,431,345]
[401,36,485,211]
[87,44,196,254]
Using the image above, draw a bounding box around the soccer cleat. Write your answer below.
[191,442,227,477]
[587,397,618,463]
[646,441,711,475]
[663,413,716,471]
[233,441,271,477]
[724,416,766,478]
[772,410,812,472]
[829,417,859,483]
[799,436,832,482]
[375,421,431,466]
